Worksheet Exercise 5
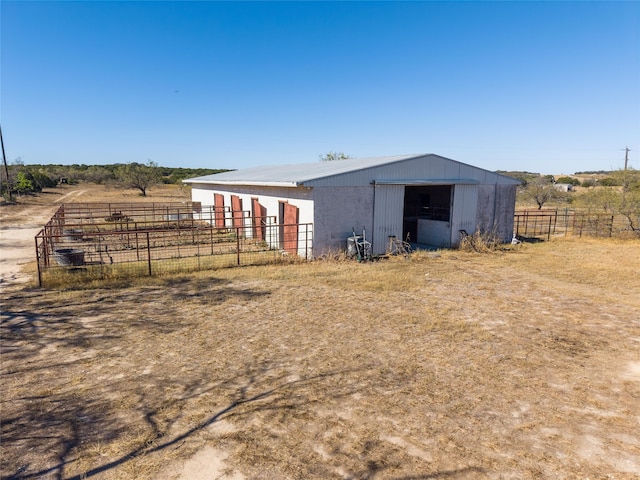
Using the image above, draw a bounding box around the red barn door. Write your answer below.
[213,193,225,228]
[231,195,244,229]
[282,202,299,255]
[251,198,267,241]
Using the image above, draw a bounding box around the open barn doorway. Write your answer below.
[403,185,452,247]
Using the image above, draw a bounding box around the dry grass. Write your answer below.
[1,185,640,480]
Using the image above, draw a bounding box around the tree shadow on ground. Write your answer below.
[3,356,365,480]
[0,278,274,479]
[2,278,488,480]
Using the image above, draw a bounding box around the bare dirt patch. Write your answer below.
[1,185,639,479]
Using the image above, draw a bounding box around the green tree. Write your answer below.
[319,151,351,162]
[556,176,580,186]
[573,169,640,233]
[617,169,640,231]
[519,176,562,209]
[14,171,34,194]
[116,160,161,196]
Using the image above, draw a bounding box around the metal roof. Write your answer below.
[183,154,520,187]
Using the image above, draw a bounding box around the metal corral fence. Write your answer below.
[514,209,640,240]
[35,203,312,287]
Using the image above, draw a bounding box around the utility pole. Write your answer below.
[623,146,631,170]
[0,124,13,201]
[620,146,632,209]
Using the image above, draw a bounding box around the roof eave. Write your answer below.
[373,179,481,185]
[183,179,300,188]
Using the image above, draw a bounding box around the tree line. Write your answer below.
[1,160,230,199]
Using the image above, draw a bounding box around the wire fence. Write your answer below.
[514,209,640,240]
[35,203,312,288]
[34,203,638,287]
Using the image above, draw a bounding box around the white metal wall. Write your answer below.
[312,186,374,255]
[372,184,404,255]
[450,184,478,246]
[190,184,314,255]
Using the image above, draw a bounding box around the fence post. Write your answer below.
[35,235,42,288]
[191,213,195,244]
[236,227,241,266]
[548,216,552,241]
[146,232,152,276]
[609,215,614,237]
[197,236,201,270]
[210,225,214,255]
[305,224,309,260]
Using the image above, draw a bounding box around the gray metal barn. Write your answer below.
[184,154,520,256]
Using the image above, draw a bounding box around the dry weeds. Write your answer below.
[1,185,639,480]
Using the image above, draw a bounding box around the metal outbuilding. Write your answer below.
[183,154,521,256]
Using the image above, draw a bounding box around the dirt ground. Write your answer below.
[1,184,639,480]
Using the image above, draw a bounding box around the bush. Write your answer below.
[599,177,622,187]
[14,172,35,194]
[556,176,580,186]
[458,230,503,253]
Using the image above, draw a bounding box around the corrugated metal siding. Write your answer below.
[184,154,520,188]
[307,155,516,188]
[372,184,404,255]
[185,155,421,186]
[451,184,478,246]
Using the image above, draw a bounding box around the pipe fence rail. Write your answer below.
[514,209,639,240]
[35,203,312,288]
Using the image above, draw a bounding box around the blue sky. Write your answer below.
[1,1,639,174]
